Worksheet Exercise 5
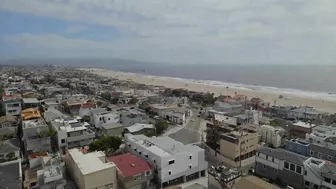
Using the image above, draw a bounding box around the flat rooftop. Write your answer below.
[68,148,115,175]
[23,98,40,104]
[125,134,203,157]
[22,118,47,129]
[292,121,316,129]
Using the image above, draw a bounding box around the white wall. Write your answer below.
[214,114,238,126]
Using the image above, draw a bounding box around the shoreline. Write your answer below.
[80,68,336,113]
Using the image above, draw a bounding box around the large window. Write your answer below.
[296,166,302,174]
[133,174,141,180]
[145,170,151,176]
[284,161,289,169]
[290,163,296,172]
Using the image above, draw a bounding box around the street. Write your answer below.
[168,109,202,144]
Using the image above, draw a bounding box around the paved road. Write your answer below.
[169,109,202,144]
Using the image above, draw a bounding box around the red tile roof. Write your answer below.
[81,103,94,109]
[107,153,151,177]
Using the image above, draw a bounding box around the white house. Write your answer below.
[306,125,336,147]
[214,113,238,126]
[257,125,284,148]
[303,157,336,189]
[287,106,325,120]
[124,134,208,188]
[89,109,120,129]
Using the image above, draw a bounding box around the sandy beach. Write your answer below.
[80,68,336,113]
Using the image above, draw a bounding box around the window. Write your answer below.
[128,144,131,147]
[305,171,307,175]
[134,149,137,152]
[296,166,302,174]
[133,174,141,180]
[145,155,148,158]
[332,180,336,185]
[328,155,333,160]
[168,171,171,175]
[272,157,274,162]
[297,148,301,152]
[168,160,175,165]
[189,155,192,160]
[313,184,318,189]
[61,139,66,143]
[304,181,310,186]
[290,163,296,172]
[263,165,266,169]
[0,154,4,159]
[145,170,151,176]
[284,161,289,169]
[318,153,322,158]
[289,145,293,149]
[324,177,331,183]
[139,152,141,155]
[310,150,314,156]
[154,160,156,163]
[106,184,113,189]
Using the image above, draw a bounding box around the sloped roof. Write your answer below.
[258,146,308,166]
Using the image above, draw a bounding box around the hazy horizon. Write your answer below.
[1,0,336,65]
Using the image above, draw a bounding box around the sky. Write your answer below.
[0,0,336,64]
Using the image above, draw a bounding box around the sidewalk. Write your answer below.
[162,110,193,136]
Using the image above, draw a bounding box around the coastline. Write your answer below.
[80,68,336,113]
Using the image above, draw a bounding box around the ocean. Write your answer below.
[2,58,336,101]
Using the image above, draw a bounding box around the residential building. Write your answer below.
[161,108,187,125]
[291,121,316,139]
[62,99,88,115]
[255,146,307,189]
[101,122,125,137]
[234,175,280,189]
[219,130,258,168]
[49,117,95,153]
[41,98,61,111]
[22,97,41,109]
[306,125,336,147]
[21,108,42,121]
[0,159,23,189]
[213,113,238,126]
[124,134,208,188]
[0,115,18,139]
[1,94,22,116]
[0,138,20,161]
[208,101,243,115]
[65,148,117,189]
[287,106,325,121]
[308,144,336,163]
[285,139,310,156]
[31,153,67,189]
[107,153,154,189]
[257,125,285,148]
[124,123,156,137]
[121,111,149,127]
[22,118,52,155]
[303,157,336,189]
[78,103,95,117]
[90,108,120,129]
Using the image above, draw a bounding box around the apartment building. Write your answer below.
[65,148,117,189]
[108,153,154,189]
[124,123,156,137]
[257,125,285,148]
[287,106,325,121]
[219,130,258,168]
[49,117,95,153]
[22,118,52,155]
[291,121,317,139]
[303,157,336,189]
[22,97,41,109]
[255,146,307,189]
[285,139,310,156]
[1,94,22,116]
[121,111,150,127]
[124,134,208,188]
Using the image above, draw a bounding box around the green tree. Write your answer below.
[128,97,139,104]
[155,119,169,135]
[47,129,57,137]
[6,152,15,159]
[100,92,111,101]
[82,115,90,122]
[89,136,122,153]
[270,120,280,127]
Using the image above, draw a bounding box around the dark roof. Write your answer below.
[309,144,336,157]
[0,160,22,189]
[258,146,308,166]
[0,139,20,154]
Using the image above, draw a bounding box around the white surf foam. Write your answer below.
[116,71,336,102]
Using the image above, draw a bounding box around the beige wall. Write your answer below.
[84,167,117,189]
